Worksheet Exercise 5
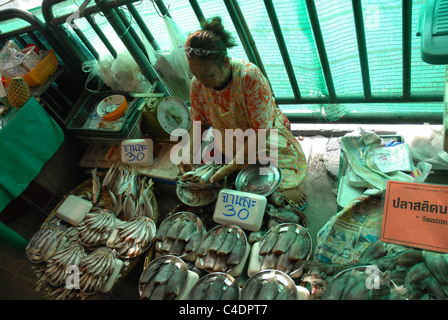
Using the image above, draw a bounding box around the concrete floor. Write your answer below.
[0,133,342,300]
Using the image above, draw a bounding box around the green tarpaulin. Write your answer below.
[0,98,64,250]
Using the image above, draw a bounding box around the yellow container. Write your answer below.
[4,49,59,87]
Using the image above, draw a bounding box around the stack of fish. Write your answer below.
[178,163,221,186]
[302,240,448,300]
[43,243,86,287]
[195,225,247,274]
[113,216,156,259]
[77,210,119,247]
[103,162,158,221]
[188,272,240,300]
[139,256,189,300]
[409,251,448,300]
[176,163,224,206]
[265,203,302,224]
[26,220,79,263]
[316,267,396,300]
[258,223,311,275]
[153,212,206,258]
[241,270,298,300]
[78,247,118,295]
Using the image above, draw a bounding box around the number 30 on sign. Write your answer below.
[213,189,267,232]
[120,138,154,166]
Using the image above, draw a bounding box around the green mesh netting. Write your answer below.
[2,0,446,122]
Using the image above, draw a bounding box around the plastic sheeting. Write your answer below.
[0,98,64,213]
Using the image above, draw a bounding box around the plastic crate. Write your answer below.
[67,92,144,145]
[4,50,59,87]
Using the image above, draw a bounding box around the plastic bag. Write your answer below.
[82,50,152,93]
[141,16,191,102]
[397,123,448,170]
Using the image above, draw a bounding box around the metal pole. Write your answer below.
[352,0,372,100]
[264,0,301,100]
[305,0,336,102]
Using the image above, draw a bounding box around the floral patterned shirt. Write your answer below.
[189,58,306,190]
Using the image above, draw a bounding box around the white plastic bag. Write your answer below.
[397,123,448,170]
[141,16,191,101]
[82,50,152,93]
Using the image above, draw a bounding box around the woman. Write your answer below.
[181,16,308,209]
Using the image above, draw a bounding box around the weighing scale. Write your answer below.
[138,93,191,141]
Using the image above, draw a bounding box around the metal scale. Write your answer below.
[134,81,191,141]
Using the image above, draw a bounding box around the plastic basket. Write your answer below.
[4,49,59,87]
[67,92,143,145]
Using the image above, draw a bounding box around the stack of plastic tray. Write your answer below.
[67,92,143,145]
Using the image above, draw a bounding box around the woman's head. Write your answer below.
[185,17,237,88]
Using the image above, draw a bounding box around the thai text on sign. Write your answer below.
[381,180,448,253]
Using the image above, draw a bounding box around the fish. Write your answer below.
[271,226,297,255]
[184,230,203,254]
[196,233,215,257]
[226,238,246,267]
[261,252,277,270]
[422,251,448,286]
[258,228,279,255]
[359,240,388,263]
[212,254,229,273]
[203,252,217,270]
[160,238,174,254]
[256,278,280,300]
[140,281,157,299]
[287,234,311,261]
[189,281,210,300]
[220,283,239,300]
[166,216,188,240]
[343,278,370,300]
[217,229,238,255]
[149,283,167,300]
[321,272,351,300]
[165,267,188,297]
[274,285,296,300]
[103,162,119,190]
[208,227,230,252]
[169,239,187,256]
[242,278,262,300]
[153,262,175,285]
[91,168,102,204]
[177,218,198,241]
[266,205,300,223]
[276,253,293,273]
[154,217,174,242]
[204,278,225,300]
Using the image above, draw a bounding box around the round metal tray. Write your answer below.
[241,269,298,300]
[235,163,282,196]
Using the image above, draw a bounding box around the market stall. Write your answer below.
[1,0,448,302]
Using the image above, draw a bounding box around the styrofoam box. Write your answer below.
[56,195,92,226]
[213,189,267,232]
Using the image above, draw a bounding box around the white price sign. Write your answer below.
[213,189,266,231]
[121,138,153,166]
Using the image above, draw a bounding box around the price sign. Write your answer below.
[213,189,267,231]
[121,138,153,166]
